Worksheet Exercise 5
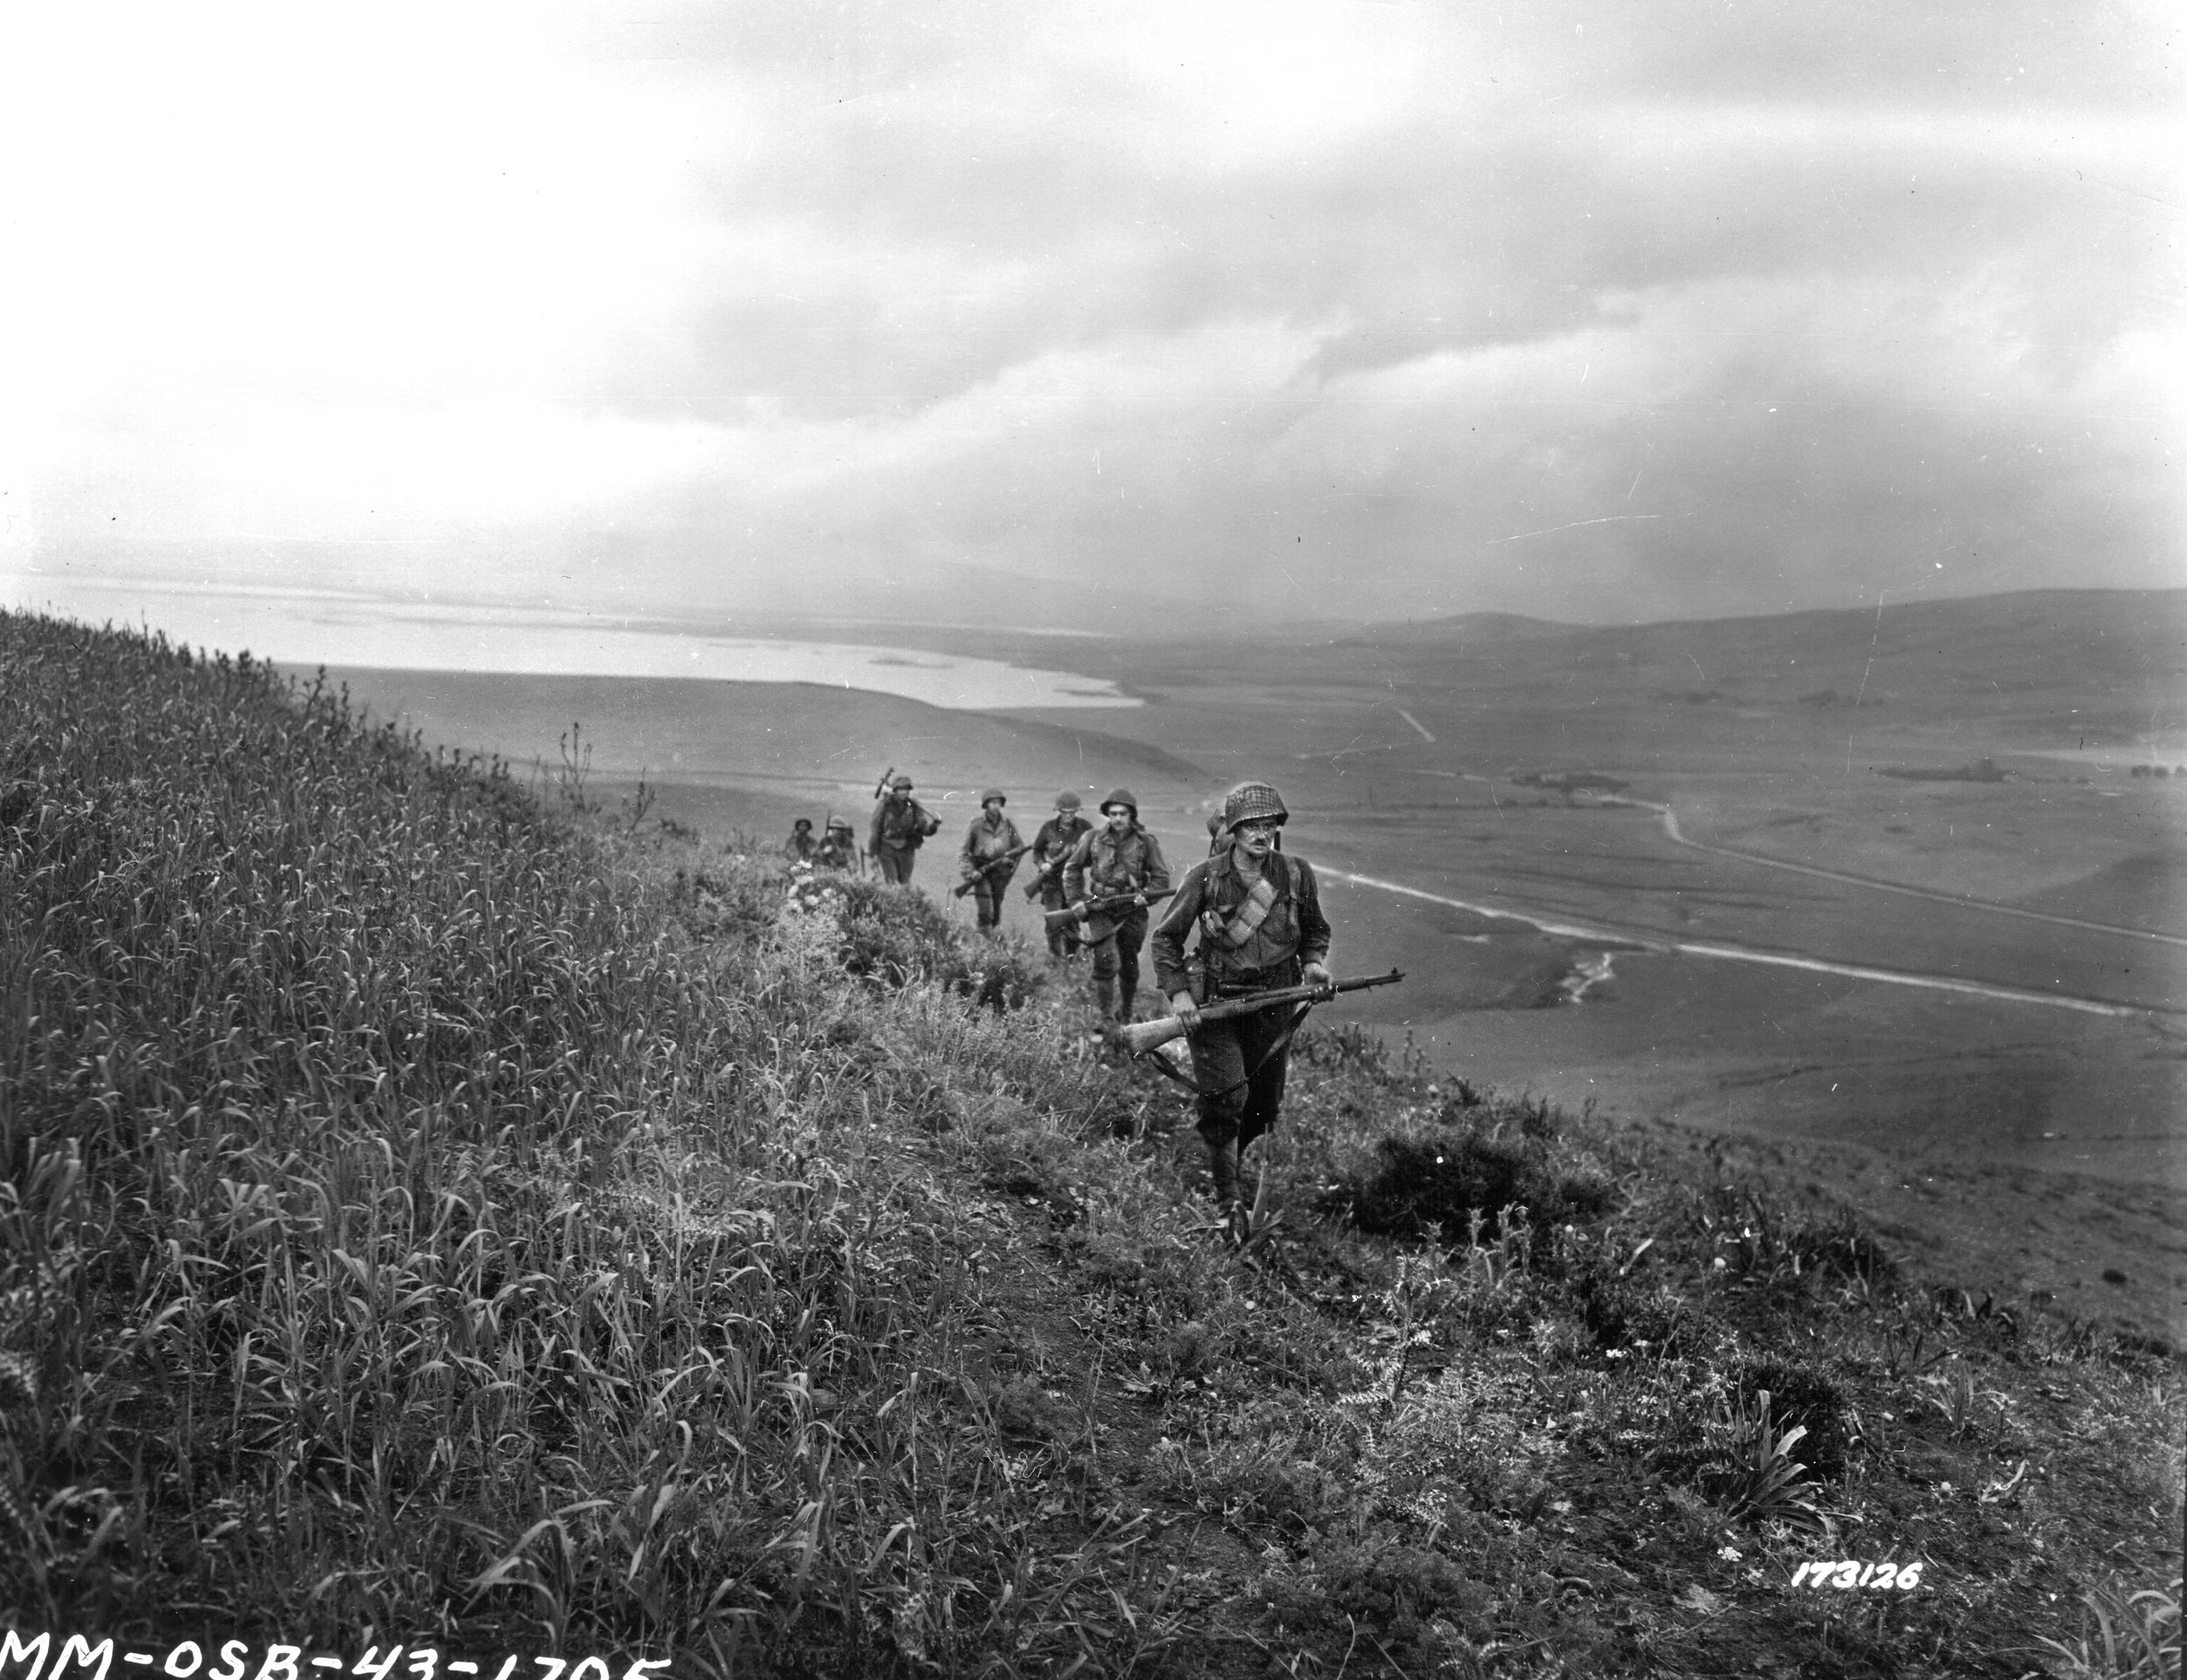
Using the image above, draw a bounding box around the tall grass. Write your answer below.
[0,614,1156,1672]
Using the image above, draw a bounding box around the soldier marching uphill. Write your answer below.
[1062,788,1171,1024]
[869,772,942,883]
[957,789,1025,934]
[1024,791,1094,957]
[1149,780,1333,1237]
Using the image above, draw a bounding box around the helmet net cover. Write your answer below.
[1056,791,1082,809]
[1221,781,1289,832]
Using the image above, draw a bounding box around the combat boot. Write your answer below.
[1205,1136,1240,1213]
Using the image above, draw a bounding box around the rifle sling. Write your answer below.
[1183,1000,1317,1105]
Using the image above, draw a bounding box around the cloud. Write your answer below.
[3,0,2178,626]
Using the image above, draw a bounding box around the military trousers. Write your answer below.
[967,876,1008,931]
[1188,1000,1303,1154]
[874,846,917,885]
[1037,880,1080,957]
[1084,908,1148,1019]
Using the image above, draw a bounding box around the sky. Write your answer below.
[1,1,2180,635]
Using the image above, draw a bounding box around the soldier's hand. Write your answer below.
[1303,960,1335,996]
[1131,891,1148,908]
[1170,991,1200,1029]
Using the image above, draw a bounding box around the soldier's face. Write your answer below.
[1233,819,1278,861]
[1103,806,1131,832]
[984,799,1004,817]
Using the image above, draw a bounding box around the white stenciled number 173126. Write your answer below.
[1791,1560,1926,1589]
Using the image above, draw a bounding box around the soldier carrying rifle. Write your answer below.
[956,788,1026,934]
[1149,780,1331,1236]
[1063,787,1171,1023]
[1024,791,1094,958]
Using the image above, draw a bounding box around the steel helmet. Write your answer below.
[826,815,853,833]
[1221,780,1289,833]
[1100,786,1138,817]
[890,773,914,791]
[981,787,1007,806]
[1056,791,1082,811]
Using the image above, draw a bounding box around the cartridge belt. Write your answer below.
[1207,957,1303,997]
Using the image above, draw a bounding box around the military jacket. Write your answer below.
[1031,813,1092,872]
[870,794,940,854]
[959,812,1025,883]
[1063,824,1171,906]
[1150,847,1331,1000]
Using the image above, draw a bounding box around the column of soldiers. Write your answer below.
[779,775,1338,1237]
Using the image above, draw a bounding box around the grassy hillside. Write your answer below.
[1,610,2179,1678]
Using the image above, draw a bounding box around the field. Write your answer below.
[317,590,2187,1347]
[9,607,2181,1678]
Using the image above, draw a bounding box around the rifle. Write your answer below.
[1023,853,1065,898]
[1042,888,1175,932]
[1021,847,1073,898]
[952,841,1034,896]
[1119,969,1405,1056]
[874,765,897,800]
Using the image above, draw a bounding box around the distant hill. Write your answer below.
[1352,610,1580,645]
[1376,588,2184,657]
[1358,588,2187,735]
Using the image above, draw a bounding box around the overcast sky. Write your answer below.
[2,2,2179,631]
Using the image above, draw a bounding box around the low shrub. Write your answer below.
[1324,1126,1614,1244]
[689,857,1049,1012]
[832,874,1045,1010]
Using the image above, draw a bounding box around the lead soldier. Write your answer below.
[1149,780,1332,1236]
[1063,787,1170,1023]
